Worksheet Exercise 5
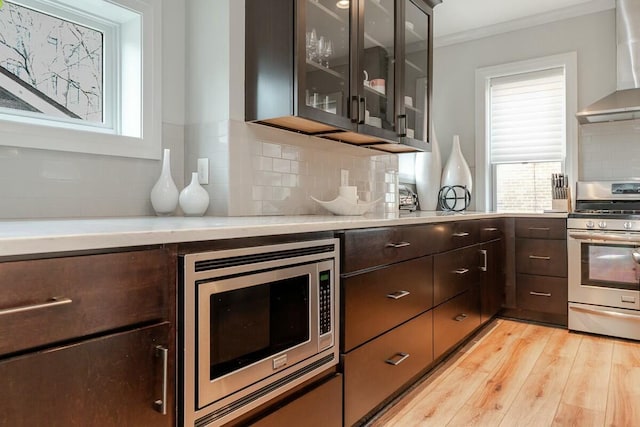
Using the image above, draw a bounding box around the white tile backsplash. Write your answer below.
[580,119,640,180]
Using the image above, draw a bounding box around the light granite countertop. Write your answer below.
[0,211,567,257]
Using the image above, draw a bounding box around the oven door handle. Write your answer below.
[571,305,640,321]
[632,250,640,264]
[568,231,640,243]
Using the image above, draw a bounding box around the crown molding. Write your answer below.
[434,0,615,48]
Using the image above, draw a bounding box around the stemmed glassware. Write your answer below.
[306,30,333,68]
[306,28,317,62]
[323,39,333,68]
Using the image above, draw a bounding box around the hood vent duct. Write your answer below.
[576,0,640,124]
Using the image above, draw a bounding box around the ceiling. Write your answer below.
[433,0,615,44]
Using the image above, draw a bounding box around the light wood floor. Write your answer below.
[370,319,640,427]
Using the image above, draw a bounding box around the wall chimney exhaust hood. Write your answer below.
[576,0,640,124]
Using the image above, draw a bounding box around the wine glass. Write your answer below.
[317,36,326,65]
[307,29,317,62]
[323,39,333,68]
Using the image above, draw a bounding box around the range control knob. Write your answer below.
[624,222,633,230]
[586,221,595,229]
[598,221,607,229]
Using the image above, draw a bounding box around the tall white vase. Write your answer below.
[150,148,179,216]
[415,127,442,211]
[179,172,210,216]
[441,135,473,211]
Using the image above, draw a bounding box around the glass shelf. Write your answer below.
[306,59,345,80]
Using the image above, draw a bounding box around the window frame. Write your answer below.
[474,52,578,211]
[0,0,162,160]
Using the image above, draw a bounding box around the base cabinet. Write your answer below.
[343,311,433,426]
[0,323,172,427]
[433,288,480,360]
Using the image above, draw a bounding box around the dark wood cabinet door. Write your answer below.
[433,287,481,360]
[515,218,566,239]
[515,238,567,277]
[343,256,433,351]
[516,274,568,315]
[433,245,482,306]
[0,322,173,427]
[480,239,505,323]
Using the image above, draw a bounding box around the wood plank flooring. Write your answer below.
[370,319,640,427]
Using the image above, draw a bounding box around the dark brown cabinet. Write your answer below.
[245,0,440,153]
[433,288,480,359]
[0,248,175,426]
[511,217,568,326]
[480,238,505,323]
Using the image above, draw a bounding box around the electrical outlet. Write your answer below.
[197,158,209,185]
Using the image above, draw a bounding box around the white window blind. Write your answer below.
[489,67,565,164]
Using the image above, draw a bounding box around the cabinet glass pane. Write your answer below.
[363,0,395,132]
[304,0,350,117]
[404,0,428,142]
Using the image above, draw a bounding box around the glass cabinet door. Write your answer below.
[359,0,397,139]
[300,0,352,128]
[402,0,430,144]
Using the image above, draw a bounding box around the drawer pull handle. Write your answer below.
[529,255,551,260]
[386,242,411,248]
[530,291,552,297]
[452,232,470,237]
[480,249,488,272]
[454,313,468,322]
[154,345,168,415]
[387,290,411,300]
[483,227,499,232]
[0,297,72,316]
[528,227,550,231]
[453,268,469,275]
[385,352,410,366]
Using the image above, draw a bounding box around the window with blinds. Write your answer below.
[488,67,566,212]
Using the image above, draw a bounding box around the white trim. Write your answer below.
[0,0,162,159]
[435,0,615,48]
[475,52,578,211]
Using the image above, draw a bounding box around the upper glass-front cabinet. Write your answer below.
[245,0,439,152]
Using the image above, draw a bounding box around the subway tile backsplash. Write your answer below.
[580,119,640,180]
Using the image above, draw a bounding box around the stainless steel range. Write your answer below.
[568,181,640,340]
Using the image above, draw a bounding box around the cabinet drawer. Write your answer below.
[0,322,172,427]
[431,220,480,252]
[434,246,481,306]
[478,218,504,242]
[342,225,436,273]
[0,249,170,355]
[516,239,567,277]
[516,274,568,315]
[343,256,433,352]
[433,288,481,360]
[343,311,433,426]
[515,218,566,239]
[253,374,342,427]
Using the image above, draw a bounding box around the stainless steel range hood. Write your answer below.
[576,0,640,124]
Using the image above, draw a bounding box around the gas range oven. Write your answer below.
[568,181,640,340]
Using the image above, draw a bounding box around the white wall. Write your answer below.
[0,0,186,219]
[425,9,616,208]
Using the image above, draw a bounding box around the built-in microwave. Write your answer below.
[180,238,339,427]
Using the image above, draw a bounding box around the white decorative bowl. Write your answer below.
[311,195,381,216]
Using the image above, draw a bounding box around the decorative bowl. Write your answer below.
[311,195,381,216]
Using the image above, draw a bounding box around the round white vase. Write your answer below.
[179,172,210,216]
[441,135,473,211]
[415,126,442,211]
[150,148,179,216]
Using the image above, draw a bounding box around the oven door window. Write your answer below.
[209,275,310,380]
[581,243,640,291]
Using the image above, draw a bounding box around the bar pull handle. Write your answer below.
[480,249,487,272]
[529,291,552,297]
[483,227,499,232]
[385,352,410,366]
[359,97,366,125]
[529,227,550,231]
[529,255,551,260]
[454,313,468,322]
[386,242,411,248]
[154,345,168,415]
[351,96,359,123]
[398,114,407,137]
[386,290,410,300]
[452,232,469,237]
[453,268,469,275]
[0,297,72,316]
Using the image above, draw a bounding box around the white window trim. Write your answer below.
[474,52,578,211]
[0,0,162,159]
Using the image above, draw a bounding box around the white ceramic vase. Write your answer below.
[441,135,473,211]
[179,172,210,216]
[150,149,179,216]
[415,126,442,211]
